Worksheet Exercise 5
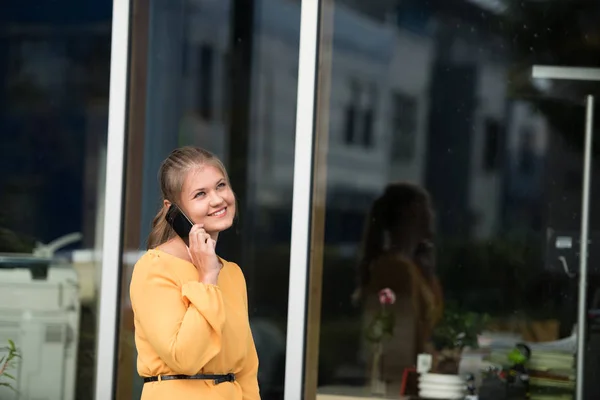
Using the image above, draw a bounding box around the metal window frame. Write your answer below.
[532,65,600,81]
[284,0,321,399]
[532,65,600,400]
[94,0,131,398]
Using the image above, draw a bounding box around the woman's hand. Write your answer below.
[187,224,221,285]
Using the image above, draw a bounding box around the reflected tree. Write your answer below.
[502,0,600,152]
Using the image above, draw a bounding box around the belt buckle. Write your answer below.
[158,375,162,382]
[214,373,235,385]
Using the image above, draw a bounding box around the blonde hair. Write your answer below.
[146,146,231,249]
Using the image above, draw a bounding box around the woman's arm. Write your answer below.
[130,257,226,375]
[233,263,260,400]
[237,331,260,400]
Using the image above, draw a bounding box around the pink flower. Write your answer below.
[378,288,396,305]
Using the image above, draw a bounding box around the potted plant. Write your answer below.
[0,340,20,392]
[431,305,489,374]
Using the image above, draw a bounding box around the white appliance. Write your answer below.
[0,234,81,400]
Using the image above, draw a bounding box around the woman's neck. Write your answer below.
[158,237,193,263]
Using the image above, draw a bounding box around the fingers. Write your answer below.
[189,224,204,236]
[189,225,200,252]
[186,225,219,279]
[189,224,213,252]
[204,238,216,253]
[202,236,216,255]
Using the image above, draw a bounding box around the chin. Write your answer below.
[211,218,234,233]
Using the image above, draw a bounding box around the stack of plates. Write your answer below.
[418,373,466,399]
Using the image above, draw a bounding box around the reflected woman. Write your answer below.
[129,147,260,400]
[356,182,443,394]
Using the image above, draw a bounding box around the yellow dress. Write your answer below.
[130,249,260,400]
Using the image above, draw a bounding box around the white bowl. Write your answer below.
[419,373,465,385]
[419,387,465,399]
[419,381,466,392]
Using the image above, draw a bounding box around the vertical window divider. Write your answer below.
[94,0,131,398]
[284,0,321,398]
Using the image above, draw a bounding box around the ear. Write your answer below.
[163,199,172,210]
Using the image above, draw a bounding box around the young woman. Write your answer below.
[130,146,260,400]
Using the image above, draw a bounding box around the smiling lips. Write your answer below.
[209,208,227,218]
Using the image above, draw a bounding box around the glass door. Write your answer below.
[303,1,600,399]
[111,0,303,399]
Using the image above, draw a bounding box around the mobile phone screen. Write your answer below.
[165,205,194,242]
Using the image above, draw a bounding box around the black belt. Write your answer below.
[143,373,235,385]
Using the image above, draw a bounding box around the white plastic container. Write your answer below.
[0,260,80,400]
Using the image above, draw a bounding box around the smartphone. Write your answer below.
[165,204,194,243]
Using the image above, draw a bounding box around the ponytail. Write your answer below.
[146,206,175,249]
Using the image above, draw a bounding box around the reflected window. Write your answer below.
[390,91,417,162]
[361,84,377,148]
[483,118,501,171]
[197,44,214,120]
[344,80,360,145]
[344,80,376,148]
[518,126,535,175]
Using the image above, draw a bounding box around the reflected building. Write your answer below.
[228,0,553,246]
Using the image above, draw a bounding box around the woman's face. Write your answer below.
[176,164,236,237]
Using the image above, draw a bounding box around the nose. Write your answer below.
[209,191,224,207]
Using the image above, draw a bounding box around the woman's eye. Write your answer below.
[217,182,226,189]
[195,191,205,198]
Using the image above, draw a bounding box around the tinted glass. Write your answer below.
[0,1,112,399]
[311,1,600,399]
[115,0,300,399]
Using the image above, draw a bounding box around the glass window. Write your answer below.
[309,1,600,399]
[0,1,112,399]
[114,0,301,399]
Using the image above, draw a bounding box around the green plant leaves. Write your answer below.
[365,309,395,343]
[431,304,490,351]
[0,339,20,392]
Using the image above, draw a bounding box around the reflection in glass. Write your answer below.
[356,183,444,395]
[0,1,112,399]
[312,1,600,399]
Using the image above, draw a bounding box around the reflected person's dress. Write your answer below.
[130,249,260,400]
[362,251,443,393]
